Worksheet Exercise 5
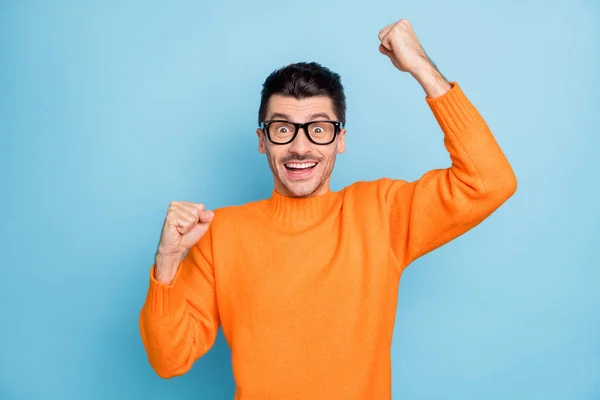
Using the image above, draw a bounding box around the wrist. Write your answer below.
[410,62,451,99]
[154,252,183,284]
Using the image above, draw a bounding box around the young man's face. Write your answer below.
[256,95,346,198]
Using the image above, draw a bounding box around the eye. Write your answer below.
[310,124,328,135]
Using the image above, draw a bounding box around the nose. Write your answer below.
[288,126,312,154]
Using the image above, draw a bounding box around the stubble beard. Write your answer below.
[266,150,335,198]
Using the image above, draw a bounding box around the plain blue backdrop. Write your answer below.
[1,0,598,399]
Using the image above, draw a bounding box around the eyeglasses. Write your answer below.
[260,120,343,145]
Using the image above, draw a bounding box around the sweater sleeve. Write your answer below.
[139,226,220,378]
[385,82,517,270]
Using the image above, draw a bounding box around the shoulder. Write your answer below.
[209,197,267,230]
[342,177,410,201]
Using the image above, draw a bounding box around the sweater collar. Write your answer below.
[264,188,340,228]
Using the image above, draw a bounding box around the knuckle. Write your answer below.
[168,211,181,223]
[181,221,190,229]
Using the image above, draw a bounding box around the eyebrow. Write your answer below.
[268,112,332,121]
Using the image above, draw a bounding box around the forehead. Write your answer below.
[266,94,335,122]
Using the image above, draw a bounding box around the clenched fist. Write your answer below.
[378,18,430,74]
[378,18,451,98]
[154,201,214,284]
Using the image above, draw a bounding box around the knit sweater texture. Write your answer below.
[139,82,517,399]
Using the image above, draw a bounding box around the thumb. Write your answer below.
[379,43,392,56]
[182,211,214,248]
[198,210,214,224]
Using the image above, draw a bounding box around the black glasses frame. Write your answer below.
[260,120,343,145]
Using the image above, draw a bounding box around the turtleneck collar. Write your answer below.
[263,188,341,229]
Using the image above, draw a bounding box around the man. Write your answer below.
[139,18,517,399]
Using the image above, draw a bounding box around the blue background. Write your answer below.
[1,0,598,399]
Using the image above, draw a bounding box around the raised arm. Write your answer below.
[377,19,517,269]
[139,201,220,378]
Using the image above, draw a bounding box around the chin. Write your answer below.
[277,162,326,197]
[283,180,321,198]
[288,187,316,198]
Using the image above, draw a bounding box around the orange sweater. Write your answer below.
[139,82,517,399]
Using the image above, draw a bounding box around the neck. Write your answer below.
[273,178,332,199]
[264,185,340,229]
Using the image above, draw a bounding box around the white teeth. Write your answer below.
[286,162,316,169]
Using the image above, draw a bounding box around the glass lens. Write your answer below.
[267,121,336,144]
[269,121,296,143]
[307,122,335,143]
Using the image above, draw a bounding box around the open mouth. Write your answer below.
[284,162,318,171]
[283,161,319,180]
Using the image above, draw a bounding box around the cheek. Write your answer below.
[324,149,338,166]
[266,147,284,167]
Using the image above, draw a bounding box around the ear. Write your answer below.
[256,128,266,154]
[336,128,346,154]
